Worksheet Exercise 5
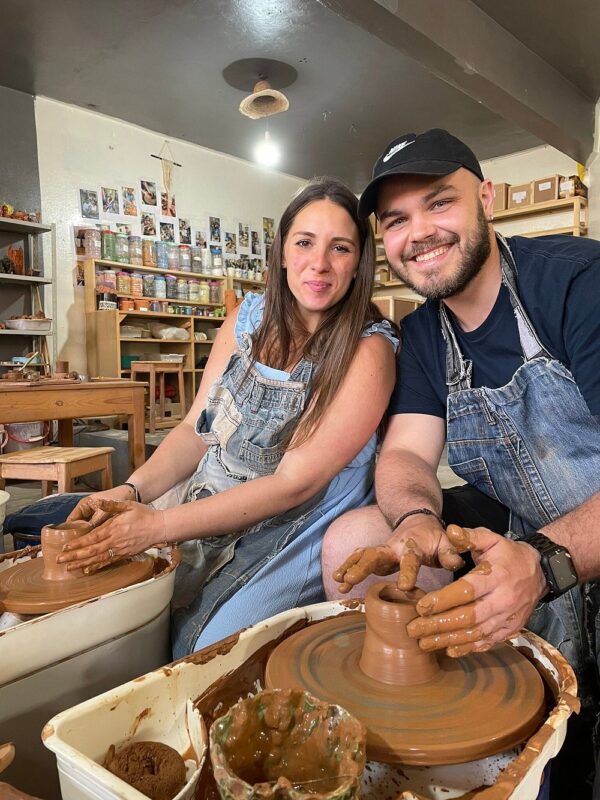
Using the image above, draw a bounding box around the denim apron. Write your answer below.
[171,331,326,657]
[442,235,600,721]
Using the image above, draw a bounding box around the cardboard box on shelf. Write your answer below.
[533,175,564,204]
[559,176,588,199]
[492,183,510,212]
[508,183,533,208]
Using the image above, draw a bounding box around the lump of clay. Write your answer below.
[104,741,186,800]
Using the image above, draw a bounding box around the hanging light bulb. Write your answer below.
[254,130,280,167]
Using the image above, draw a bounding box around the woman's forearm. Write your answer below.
[126,421,207,503]
[162,469,316,543]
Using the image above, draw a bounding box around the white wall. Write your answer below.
[480,144,579,185]
[35,97,305,373]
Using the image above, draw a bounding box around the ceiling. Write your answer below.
[0,0,597,192]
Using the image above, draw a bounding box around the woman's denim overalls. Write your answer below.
[442,235,600,728]
[171,331,327,657]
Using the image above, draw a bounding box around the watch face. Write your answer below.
[548,552,578,592]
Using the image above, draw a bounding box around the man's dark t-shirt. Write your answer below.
[389,235,600,419]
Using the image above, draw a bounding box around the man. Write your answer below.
[322,129,600,797]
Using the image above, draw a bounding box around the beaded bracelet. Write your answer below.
[392,508,446,530]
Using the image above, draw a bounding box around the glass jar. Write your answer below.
[115,233,129,263]
[155,240,168,269]
[116,271,131,295]
[212,254,223,275]
[101,230,116,261]
[165,274,177,299]
[102,268,117,293]
[191,246,202,273]
[142,239,156,267]
[201,248,212,272]
[198,280,210,305]
[188,279,200,301]
[209,280,221,304]
[167,243,180,271]
[142,273,155,297]
[179,244,191,270]
[128,235,143,265]
[154,274,167,299]
[176,277,189,301]
[130,271,143,298]
[84,228,102,258]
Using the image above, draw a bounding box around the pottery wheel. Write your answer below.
[0,555,154,614]
[265,613,546,765]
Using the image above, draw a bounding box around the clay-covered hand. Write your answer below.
[332,517,464,593]
[66,485,137,528]
[405,525,548,656]
[57,500,166,573]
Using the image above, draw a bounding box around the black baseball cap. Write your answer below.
[358,128,484,218]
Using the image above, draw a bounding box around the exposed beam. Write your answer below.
[319,0,594,163]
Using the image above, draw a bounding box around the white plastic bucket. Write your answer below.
[1,421,49,453]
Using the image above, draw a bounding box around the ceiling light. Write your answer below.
[254,130,280,167]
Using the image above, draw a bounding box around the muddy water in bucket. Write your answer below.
[265,582,547,766]
[209,688,366,799]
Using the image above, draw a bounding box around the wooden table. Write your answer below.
[0,380,147,473]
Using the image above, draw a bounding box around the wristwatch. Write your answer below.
[506,530,578,601]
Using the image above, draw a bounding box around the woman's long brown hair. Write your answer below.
[250,176,389,447]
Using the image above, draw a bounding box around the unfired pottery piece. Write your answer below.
[104,741,186,800]
[265,582,546,766]
[0,523,154,614]
[209,688,366,799]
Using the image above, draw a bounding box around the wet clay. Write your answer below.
[0,525,154,613]
[40,522,90,581]
[105,741,186,800]
[265,582,546,766]
[209,688,366,799]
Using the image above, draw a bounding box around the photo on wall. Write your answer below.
[225,231,237,254]
[141,180,157,207]
[195,230,207,249]
[238,222,249,250]
[160,221,175,242]
[102,187,119,214]
[116,223,133,236]
[262,216,275,246]
[251,230,261,255]
[141,212,157,237]
[209,216,221,242]
[122,187,138,216]
[161,192,176,217]
[179,218,192,245]
[79,189,99,220]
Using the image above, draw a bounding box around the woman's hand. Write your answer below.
[57,500,166,573]
[67,485,136,528]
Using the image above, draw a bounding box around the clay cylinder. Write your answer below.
[359,581,439,686]
[41,521,92,581]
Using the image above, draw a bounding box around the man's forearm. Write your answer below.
[542,489,600,583]
[375,447,443,528]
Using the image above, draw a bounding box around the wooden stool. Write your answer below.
[0,446,115,497]
[130,361,187,433]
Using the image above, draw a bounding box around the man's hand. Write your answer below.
[332,516,464,593]
[58,499,165,573]
[406,525,548,656]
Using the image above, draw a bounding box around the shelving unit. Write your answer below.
[0,216,56,372]
[493,196,588,238]
[83,259,226,406]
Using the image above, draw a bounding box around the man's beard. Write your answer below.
[389,204,491,301]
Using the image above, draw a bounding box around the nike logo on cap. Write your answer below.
[383,139,415,163]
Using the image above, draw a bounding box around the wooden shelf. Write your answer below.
[0,329,52,336]
[520,226,588,238]
[90,258,225,282]
[232,278,266,287]
[0,273,51,285]
[120,337,190,343]
[119,310,194,321]
[99,292,222,308]
[0,216,52,234]
[494,196,586,221]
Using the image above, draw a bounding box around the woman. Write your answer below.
[57,177,398,657]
